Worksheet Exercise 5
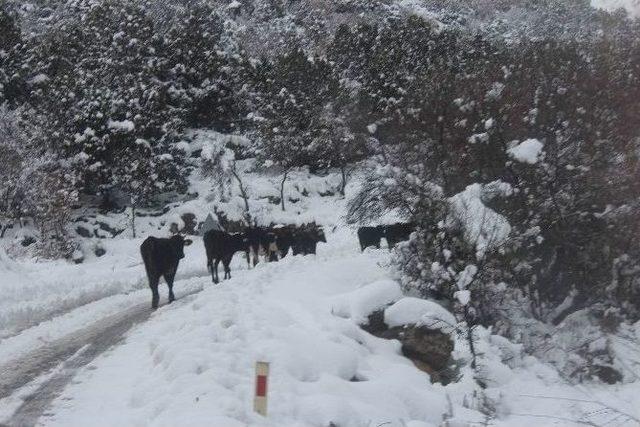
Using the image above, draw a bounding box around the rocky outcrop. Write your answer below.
[361,308,455,384]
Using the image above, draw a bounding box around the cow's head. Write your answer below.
[313,226,327,243]
[170,234,192,259]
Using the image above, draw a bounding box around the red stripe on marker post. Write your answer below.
[256,374,267,397]
[254,361,270,416]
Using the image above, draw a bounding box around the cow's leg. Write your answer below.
[209,256,217,283]
[207,255,214,282]
[252,245,259,267]
[213,259,220,284]
[165,268,176,303]
[149,275,160,309]
[268,243,279,262]
[223,256,232,279]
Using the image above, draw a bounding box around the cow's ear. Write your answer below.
[184,239,193,246]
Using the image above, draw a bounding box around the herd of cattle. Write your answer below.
[357,223,415,252]
[203,224,327,284]
[140,222,415,308]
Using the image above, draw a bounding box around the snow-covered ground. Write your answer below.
[7,228,635,427]
[0,164,348,342]
[1,166,640,426]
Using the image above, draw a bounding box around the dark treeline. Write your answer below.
[1,0,640,380]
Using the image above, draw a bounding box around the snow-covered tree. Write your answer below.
[0,5,22,105]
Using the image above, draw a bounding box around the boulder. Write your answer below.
[20,236,36,247]
[96,221,123,238]
[389,325,453,372]
[361,308,455,383]
[76,225,93,238]
[591,365,623,385]
[72,249,84,264]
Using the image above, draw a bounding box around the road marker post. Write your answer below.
[254,361,269,416]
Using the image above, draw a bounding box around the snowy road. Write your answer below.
[0,285,204,427]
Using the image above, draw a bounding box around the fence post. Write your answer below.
[254,361,269,416]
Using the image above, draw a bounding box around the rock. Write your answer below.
[361,309,388,336]
[266,196,281,205]
[592,365,623,384]
[72,249,84,264]
[94,246,106,257]
[360,308,455,383]
[136,209,166,218]
[76,225,93,238]
[96,221,123,238]
[21,236,36,247]
[412,359,442,382]
[383,325,454,372]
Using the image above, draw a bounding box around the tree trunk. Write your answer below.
[231,163,251,223]
[462,305,479,373]
[131,205,137,238]
[280,170,289,211]
[0,222,9,238]
[467,324,477,371]
[339,164,347,196]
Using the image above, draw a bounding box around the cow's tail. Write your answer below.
[140,239,154,283]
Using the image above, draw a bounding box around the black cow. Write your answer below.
[273,225,295,258]
[294,223,326,255]
[203,230,249,283]
[266,233,280,262]
[245,227,278,266]
[384,222,416,248]
[140,235,193,309]
[357,226,385,251]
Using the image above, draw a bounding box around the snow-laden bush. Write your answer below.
[344,15,640,384]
